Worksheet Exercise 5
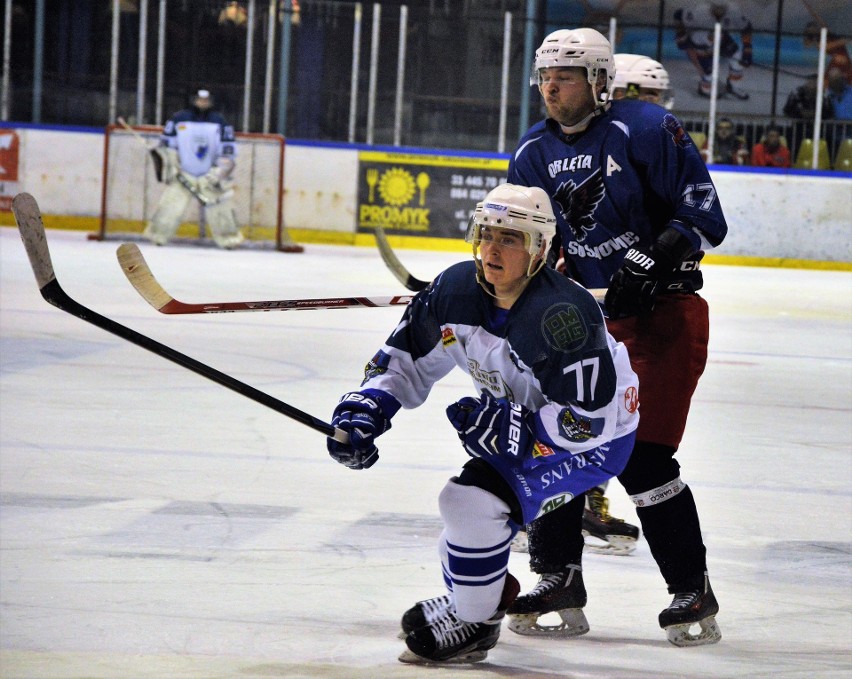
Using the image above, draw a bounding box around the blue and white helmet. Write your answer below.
[468,184,556,259]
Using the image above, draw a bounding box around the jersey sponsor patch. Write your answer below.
[532,441,556,460]
[624,385,639,413]
[541,303,588,352]
[534,492,574,519]
[363,349,391,381]
[441,327,457,347]
[557,404,604,442]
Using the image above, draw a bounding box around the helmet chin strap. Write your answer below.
[473,249,546,302]
[559,100,610,135]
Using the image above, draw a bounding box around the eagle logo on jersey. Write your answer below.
[662,113,690,149]
[553,168,605,241]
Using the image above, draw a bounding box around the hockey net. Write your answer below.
[94,124,301,251]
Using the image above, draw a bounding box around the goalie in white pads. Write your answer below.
[144,89,243,249]
[327,184,639,665]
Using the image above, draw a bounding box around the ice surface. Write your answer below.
[1,227,850,678]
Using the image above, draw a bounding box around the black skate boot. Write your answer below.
[506,564,589,637]
[399,593,452,638]
[398,573,520,664]
[725,80,750,100]
[658,573,722,647]
[583,487,640,555]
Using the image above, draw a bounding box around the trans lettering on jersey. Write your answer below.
[548,154,593,178]
[539,447,606,488]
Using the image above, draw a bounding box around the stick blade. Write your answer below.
[374,226,429,292]
[12,192,56,290]
[116,243,174,312]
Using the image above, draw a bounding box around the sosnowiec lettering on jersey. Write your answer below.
[359,260,639,523]
[161,110,236,177]
[509,99,728,292]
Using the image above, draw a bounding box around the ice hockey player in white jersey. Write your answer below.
[327,184,640,664]
[144,89,243,249]
[674,1,753,100]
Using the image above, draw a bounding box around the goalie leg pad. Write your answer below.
[204,200,244,249]
[144,181,193,245]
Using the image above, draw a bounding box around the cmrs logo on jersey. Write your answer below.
[662,113,690,149]
[552,168,605,241]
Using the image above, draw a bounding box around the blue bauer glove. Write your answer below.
[327,389,400,470]
[446,390,535,461]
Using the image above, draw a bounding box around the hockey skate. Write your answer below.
[583,487,640,555]
[658,573,722,647]
[398,593,452,638]
[506,565,589,637]
[398,573,520,665]
[725,80,749,100]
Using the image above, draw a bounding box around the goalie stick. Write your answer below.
[11,192,346,442]
[117,242,414,314]
[374,225,607,302]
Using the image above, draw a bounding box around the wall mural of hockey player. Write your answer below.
[144,89,243,249]
[673,1,753,101]
[326,183,640,665]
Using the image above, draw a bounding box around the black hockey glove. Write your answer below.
[446,390,535,461]
[327,389,400,470]
[605,227,695,320]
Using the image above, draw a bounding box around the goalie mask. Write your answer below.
[466,184,557,282]
[612,54,673,109]
[531,28,615,105]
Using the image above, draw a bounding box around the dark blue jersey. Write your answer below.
[509,100,728,291]
[361,261,638,457]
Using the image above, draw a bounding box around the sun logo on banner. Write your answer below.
[378,168,416,206]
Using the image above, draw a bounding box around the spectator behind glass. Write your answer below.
[827,68,852,120]
[702,117,749,165]
[751,126,791,168]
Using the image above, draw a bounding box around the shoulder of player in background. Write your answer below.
[609,99,676,132]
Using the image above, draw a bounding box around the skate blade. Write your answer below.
[398,647,488,664]
[664,616,722,647]
[507,609,590,638]
[583,533,637,556]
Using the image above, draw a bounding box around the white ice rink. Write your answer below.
[1,226,850,679]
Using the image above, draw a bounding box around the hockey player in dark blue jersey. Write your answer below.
[327,184,639,664]
[506,28,727,647]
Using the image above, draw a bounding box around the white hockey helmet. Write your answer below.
[531,28,615,103]
[612,53,673,109]
[466,184,557,279]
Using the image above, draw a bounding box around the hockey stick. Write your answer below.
[374,225,607,302]
[374,226,430,292]
[12,192,346,442]
[117,242,414,315]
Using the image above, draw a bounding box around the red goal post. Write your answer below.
[93,124,301,251]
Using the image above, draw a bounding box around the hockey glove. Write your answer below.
[604,226,695,320]
[446,390,535,462]
[327,389,400,470]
